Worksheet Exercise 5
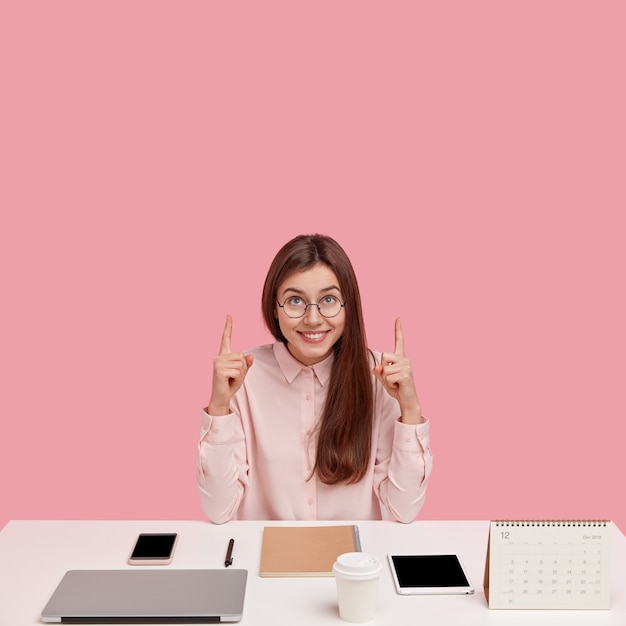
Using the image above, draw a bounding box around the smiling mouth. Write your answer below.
[300,331,328,341]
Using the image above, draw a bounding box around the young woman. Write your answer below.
[196,234,432,523]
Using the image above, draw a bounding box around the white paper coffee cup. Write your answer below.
[332,552,382,622]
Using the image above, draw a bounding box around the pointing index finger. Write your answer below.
[394,318,405,356]
[219,315,233,355]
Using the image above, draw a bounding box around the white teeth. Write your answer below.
[303,332,325,340]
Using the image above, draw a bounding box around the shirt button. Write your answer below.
[307,498,314,506]
[212,426,220,433]
[305,394,311,401]
[405,437,412,443]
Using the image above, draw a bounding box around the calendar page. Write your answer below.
[484,520,611,610]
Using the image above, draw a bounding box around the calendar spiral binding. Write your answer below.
[493,519,610,527]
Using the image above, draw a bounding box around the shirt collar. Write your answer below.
[273,341,333,386]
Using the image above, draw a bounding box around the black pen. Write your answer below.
[224,538,234,567]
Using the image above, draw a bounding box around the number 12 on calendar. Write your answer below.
[484,520,611,610]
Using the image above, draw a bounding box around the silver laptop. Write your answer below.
[41,568,248,623]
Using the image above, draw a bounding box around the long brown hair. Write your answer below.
[262,234,374,484]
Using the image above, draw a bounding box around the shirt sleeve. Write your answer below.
[373,389,433,523]
[196,406,248,524]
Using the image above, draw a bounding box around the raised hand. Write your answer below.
[208,315,254,416]
[373,318,423,424]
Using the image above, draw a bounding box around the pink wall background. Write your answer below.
[1,2,625,532]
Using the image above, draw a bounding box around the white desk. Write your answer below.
[0,519,624,625]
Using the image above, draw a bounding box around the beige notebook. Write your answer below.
[259,525,361,577]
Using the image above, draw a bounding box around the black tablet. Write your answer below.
[388,554,474,595]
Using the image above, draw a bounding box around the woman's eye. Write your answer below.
[322,296,337,304]
[287,296,303,305]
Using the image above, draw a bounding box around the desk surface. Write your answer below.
[0,519,624,625]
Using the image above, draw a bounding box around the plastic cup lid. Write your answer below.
[332,552,382,579]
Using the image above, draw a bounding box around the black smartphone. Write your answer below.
[128,533,178,565]
[388,553,474,595]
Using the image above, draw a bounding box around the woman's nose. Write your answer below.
[302,304,323,323]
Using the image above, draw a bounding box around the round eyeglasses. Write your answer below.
[277,295,345,319]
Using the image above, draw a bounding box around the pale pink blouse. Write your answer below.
[196,342,432,524]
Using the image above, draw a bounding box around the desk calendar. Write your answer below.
[484,520,611,609]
